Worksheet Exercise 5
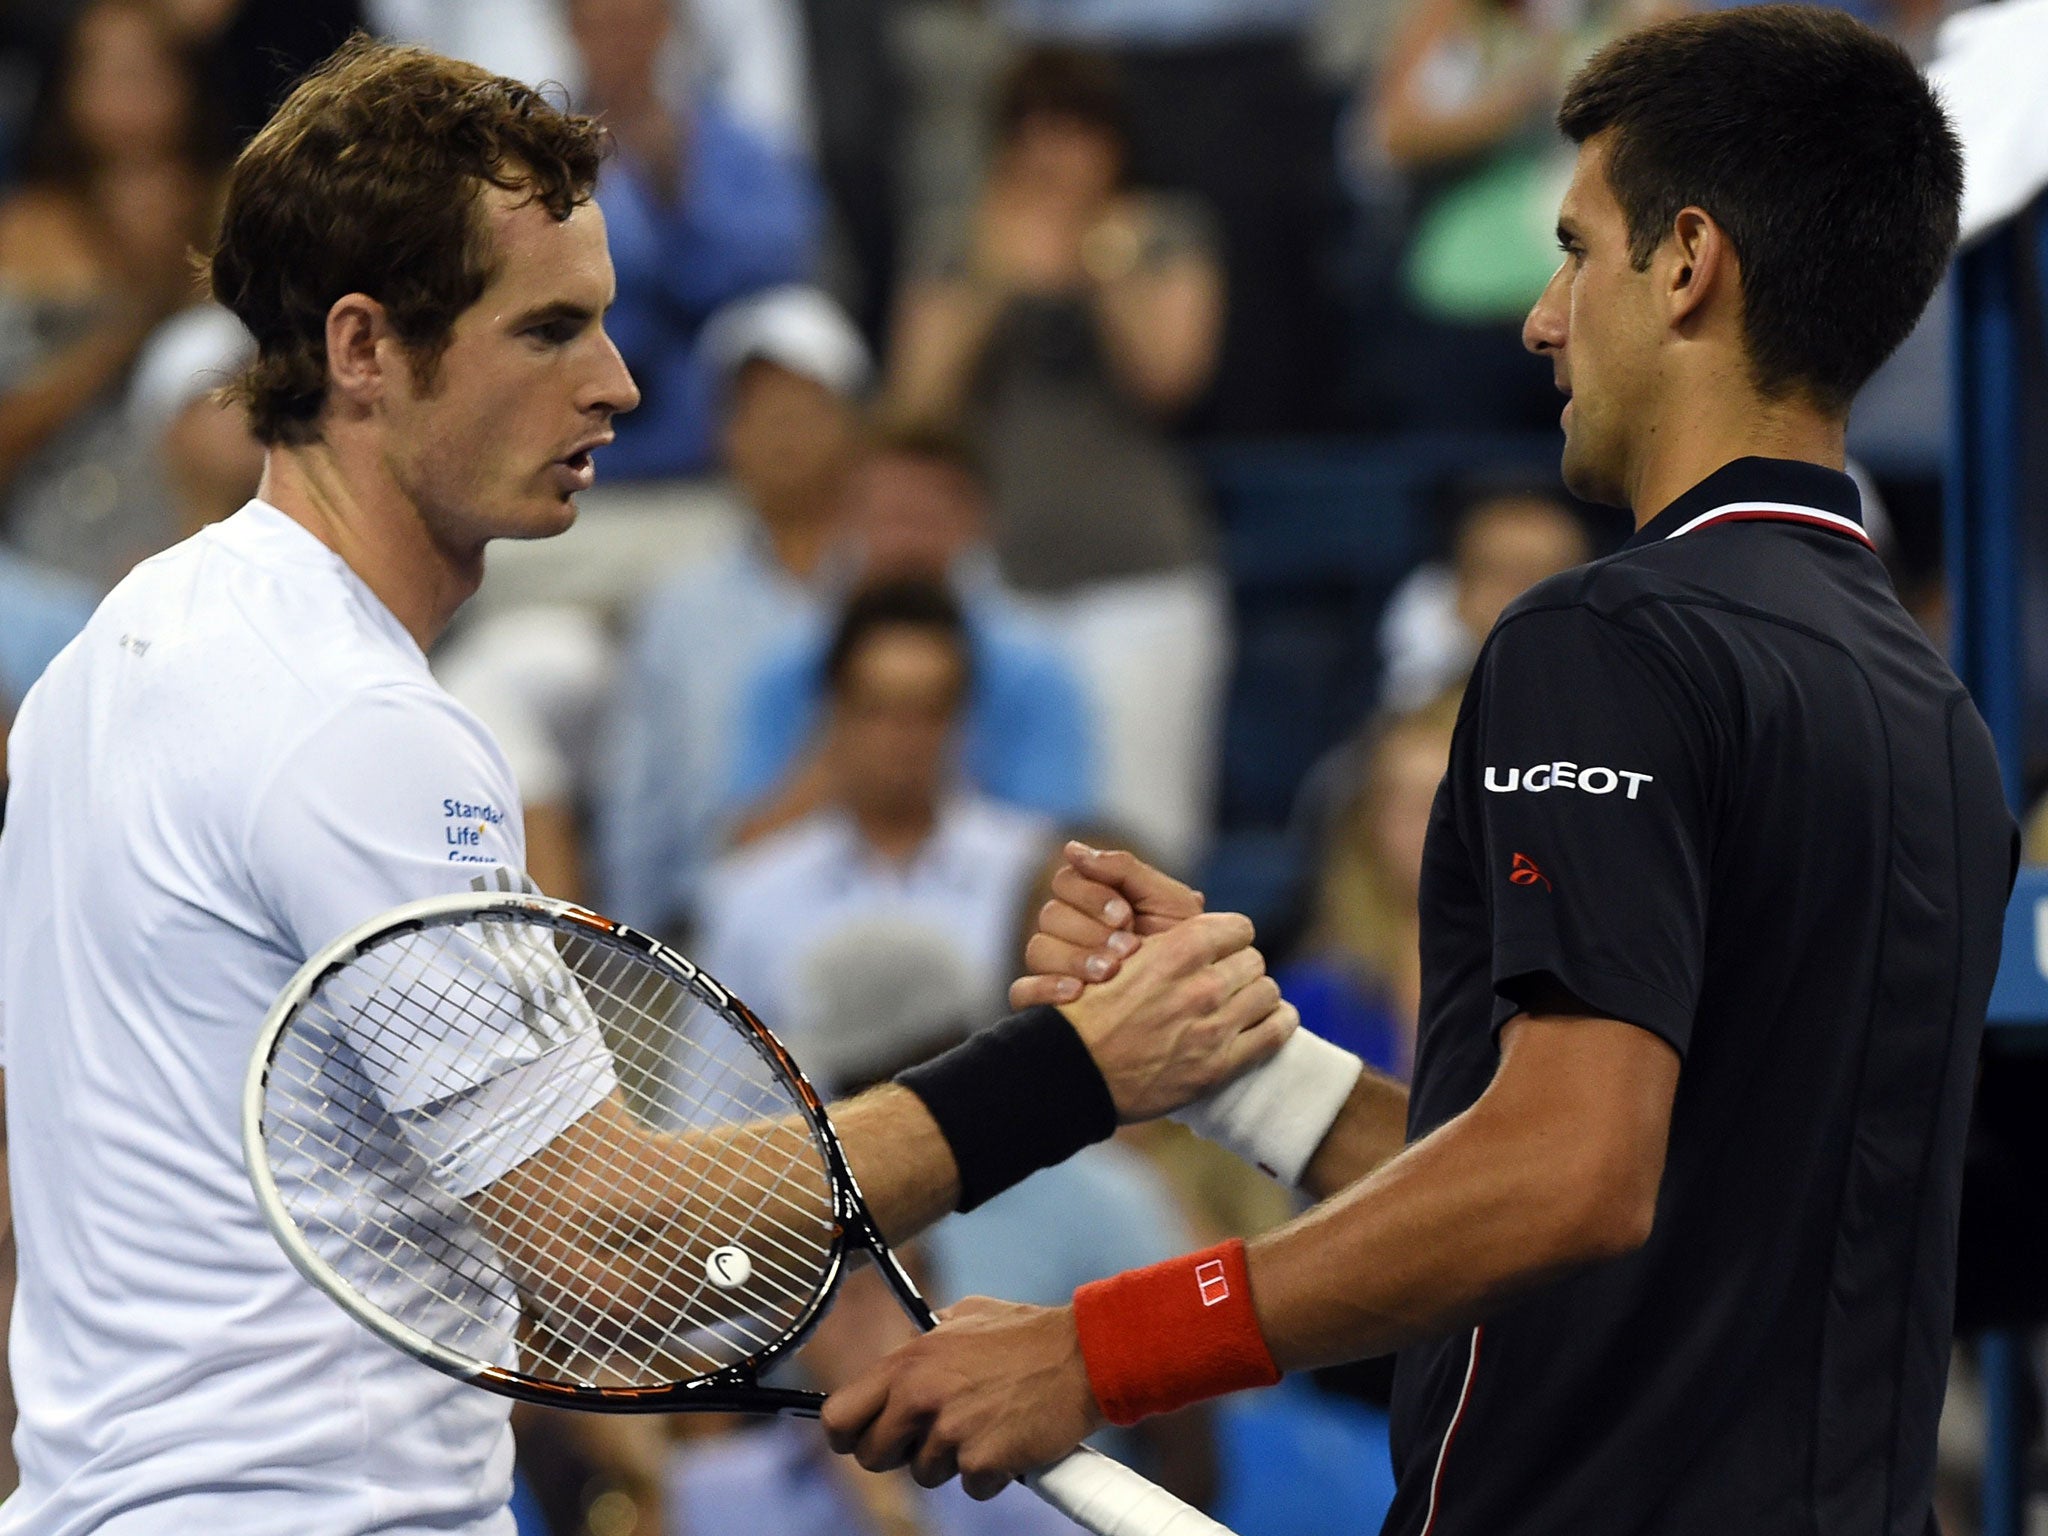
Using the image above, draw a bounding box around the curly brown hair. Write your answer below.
[207,35,608,446]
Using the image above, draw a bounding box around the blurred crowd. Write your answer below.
[0,0,1983,1531]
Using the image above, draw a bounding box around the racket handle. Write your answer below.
[1025,1444,1241,1536]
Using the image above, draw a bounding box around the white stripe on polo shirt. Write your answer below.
[1665,499,1875,548]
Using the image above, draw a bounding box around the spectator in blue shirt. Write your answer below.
[566,0,824,479]
[727,418,1100,847]
[596,286,869,935]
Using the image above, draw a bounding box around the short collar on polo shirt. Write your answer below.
[1622,456,1870,553]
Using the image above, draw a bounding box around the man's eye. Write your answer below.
[528,320,580,344]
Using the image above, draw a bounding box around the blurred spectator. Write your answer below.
[690,0,816,155]
[1377,479,1591,711]
[1278,694,1461,1077]
[884,46,1229,872]
[0,0,224,586]
[368,0,573,86]
[1369,0,1658,430]
[0,548,94,808]
[729,418,1100,845]
[436,605,612,902]
[694,579,1053,1035]
[597,285,867,935]
[157,0,365,145]
[666,1250,1086,1536]
[567,0,824,479]
[796,0,904,339]
[124,303,261,540]
[998,0,1344,432]
[371,0,815,150]
[886,47,1221,556]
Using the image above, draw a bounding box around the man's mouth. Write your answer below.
[550,434,611,494]
[551,447,599,495]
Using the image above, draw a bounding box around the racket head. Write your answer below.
[242,891,876,1413]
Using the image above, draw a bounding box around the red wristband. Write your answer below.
[1071,1238,1281,1426]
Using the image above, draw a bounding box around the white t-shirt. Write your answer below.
[695,797,1053,1061]
[0,501,534,1535]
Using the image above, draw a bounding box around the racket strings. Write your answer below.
[260,913,841,1390]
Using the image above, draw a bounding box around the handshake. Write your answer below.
[821,840,1368,1498]
[1009,841,1362,1184]
[1014,839,1290,1122]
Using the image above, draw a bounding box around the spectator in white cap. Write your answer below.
[125,303,261,542]
[597,284,870,936]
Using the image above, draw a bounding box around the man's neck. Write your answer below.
[256,444,480,651]
[1627,384,1848,527]
[854,802,939,864]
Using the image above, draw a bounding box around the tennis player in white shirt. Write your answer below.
[0,38,1296,1536]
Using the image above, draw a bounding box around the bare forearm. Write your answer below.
[1250,1093,1643,1372]
[1090,262,1223,413]
[1297,1068,1411,1200]
[1376,92,1530,168]
[0,316,154,488]
[831,1083,960,1245]
[884,282,1008,423]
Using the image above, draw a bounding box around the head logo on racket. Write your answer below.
[706,1246,753,1289]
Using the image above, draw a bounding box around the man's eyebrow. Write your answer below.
[508,300,598,329]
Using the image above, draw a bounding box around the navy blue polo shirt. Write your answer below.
[1386,457,2018,1536]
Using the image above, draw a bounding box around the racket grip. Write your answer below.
[1025,1444,1241,1536]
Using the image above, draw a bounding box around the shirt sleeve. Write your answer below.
[1460,603,1719,1057]
[246,684,613,1195]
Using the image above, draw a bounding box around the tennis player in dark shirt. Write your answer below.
[822,10,2021,1533]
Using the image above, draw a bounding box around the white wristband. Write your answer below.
[1170,1027,1365,1186]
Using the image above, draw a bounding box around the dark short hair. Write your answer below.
[993,45,1130,151]
[1558,5,1961,413]
[824,579,973,696]
[207,35,607,445]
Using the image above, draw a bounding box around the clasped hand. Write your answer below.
[821,842,1295,1492]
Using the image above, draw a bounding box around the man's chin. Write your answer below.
[1558,434,1627,512]
[503,494,581,540]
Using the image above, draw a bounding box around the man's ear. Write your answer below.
[1665,207,1732,329]
[324,292,391,414]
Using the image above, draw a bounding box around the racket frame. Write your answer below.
[242,889,928,1416]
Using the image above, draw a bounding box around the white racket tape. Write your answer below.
[1029,1444,1238,1536]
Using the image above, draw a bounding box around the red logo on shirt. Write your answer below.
[1510,853,1553,891]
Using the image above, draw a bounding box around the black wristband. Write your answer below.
[895,1004,1119,1212]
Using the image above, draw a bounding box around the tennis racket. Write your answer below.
[243,890,1237,1536]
